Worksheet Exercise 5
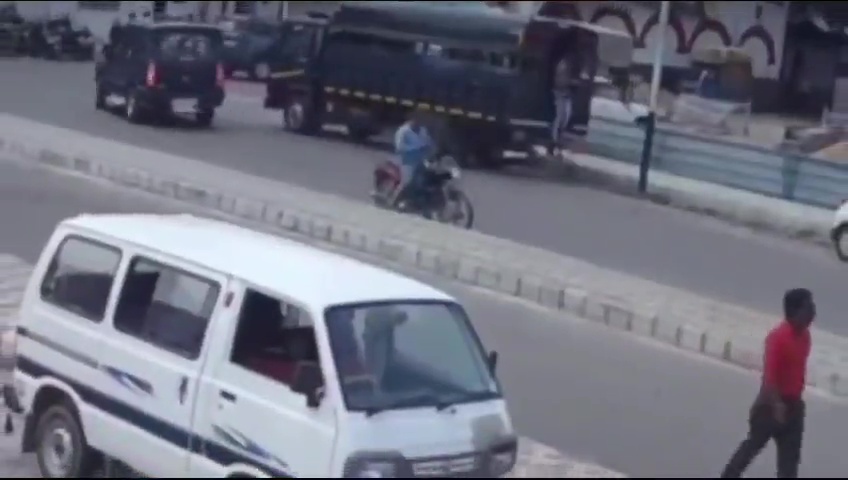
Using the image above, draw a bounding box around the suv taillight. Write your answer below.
[145,62,159,87]
[216,63,225,88]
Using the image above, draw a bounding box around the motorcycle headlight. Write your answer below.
[343,452,407,478]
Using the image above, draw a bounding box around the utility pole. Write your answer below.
[637,0,670,194]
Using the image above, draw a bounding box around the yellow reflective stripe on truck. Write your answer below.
[321,87,495,120]
[269,69,304,79]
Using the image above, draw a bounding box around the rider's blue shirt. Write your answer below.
[394,122,432,168]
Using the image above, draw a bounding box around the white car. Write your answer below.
[6,213,516,478]
[832,201,848,261]
[590,77,650,124]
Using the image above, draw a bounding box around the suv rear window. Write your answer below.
[156,30,220,60]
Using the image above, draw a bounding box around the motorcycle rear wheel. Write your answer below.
[372,178,396,209]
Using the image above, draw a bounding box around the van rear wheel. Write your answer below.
[35,403,97,478]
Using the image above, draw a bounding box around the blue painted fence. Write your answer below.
[586,117,848,209]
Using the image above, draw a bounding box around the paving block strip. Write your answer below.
[1,113,846,397]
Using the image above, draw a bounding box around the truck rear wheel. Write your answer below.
[450,141,500,170]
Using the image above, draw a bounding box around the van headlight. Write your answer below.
[487,438,518,477]
[343,452,407,478]
[351,462,395,478]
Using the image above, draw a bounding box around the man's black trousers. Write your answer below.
[721,398,805,478]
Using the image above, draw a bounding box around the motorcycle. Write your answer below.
[371,156,475,229]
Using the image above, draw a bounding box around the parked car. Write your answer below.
[24,16,95,60]
[831,201,848,261]
[219,17,282,80]
[0,6,27,56]
[95,22,226,127]
[591,76,649,124]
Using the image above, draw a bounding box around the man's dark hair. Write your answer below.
[783,288,812,318]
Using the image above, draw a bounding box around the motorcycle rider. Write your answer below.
[392,109,435,208]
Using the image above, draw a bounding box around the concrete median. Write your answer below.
[0,113,846,397]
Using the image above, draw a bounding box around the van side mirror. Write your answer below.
[292,362,323,408]
[487,350,498,374]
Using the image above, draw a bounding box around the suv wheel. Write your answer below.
[125,93,144,124]
[35,403,97,478]
[95,83,106,110]
[195,109,215,127]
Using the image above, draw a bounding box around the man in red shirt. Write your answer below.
[721,288,814,478]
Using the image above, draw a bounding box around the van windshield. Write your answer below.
[155,30,220,61]
[325,300,500,414]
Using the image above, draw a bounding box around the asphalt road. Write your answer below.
[3,160,848,478]
[2,60,848,339]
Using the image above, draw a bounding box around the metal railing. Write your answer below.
[587,116,848,209]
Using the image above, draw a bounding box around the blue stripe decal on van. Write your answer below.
[16,327,153,396]
[16,355,294,478]
[213,425,290,471]
[102,366,154,396]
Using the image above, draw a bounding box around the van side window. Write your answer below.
[40,236,122,323]
[230,288,322,391]
[114,256,219,360]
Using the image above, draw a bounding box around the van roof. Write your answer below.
[63,214,453,309]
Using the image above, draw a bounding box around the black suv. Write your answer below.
[26,17,95,60]
[95,22,226,127]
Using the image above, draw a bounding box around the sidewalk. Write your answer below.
[1,113,847,398]
[570,152,834,246]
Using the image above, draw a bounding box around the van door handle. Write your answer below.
[178,377,188,405]
[219,390,236,402]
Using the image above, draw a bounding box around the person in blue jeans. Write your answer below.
[550,56,576,155]
[393,111,435,207]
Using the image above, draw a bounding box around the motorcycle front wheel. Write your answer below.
[441,190,474,229]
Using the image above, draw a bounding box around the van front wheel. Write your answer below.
[35,403,97,478]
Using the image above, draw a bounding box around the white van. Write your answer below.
[4,213,516,478]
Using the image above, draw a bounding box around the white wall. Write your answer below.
[512,1,791,80]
